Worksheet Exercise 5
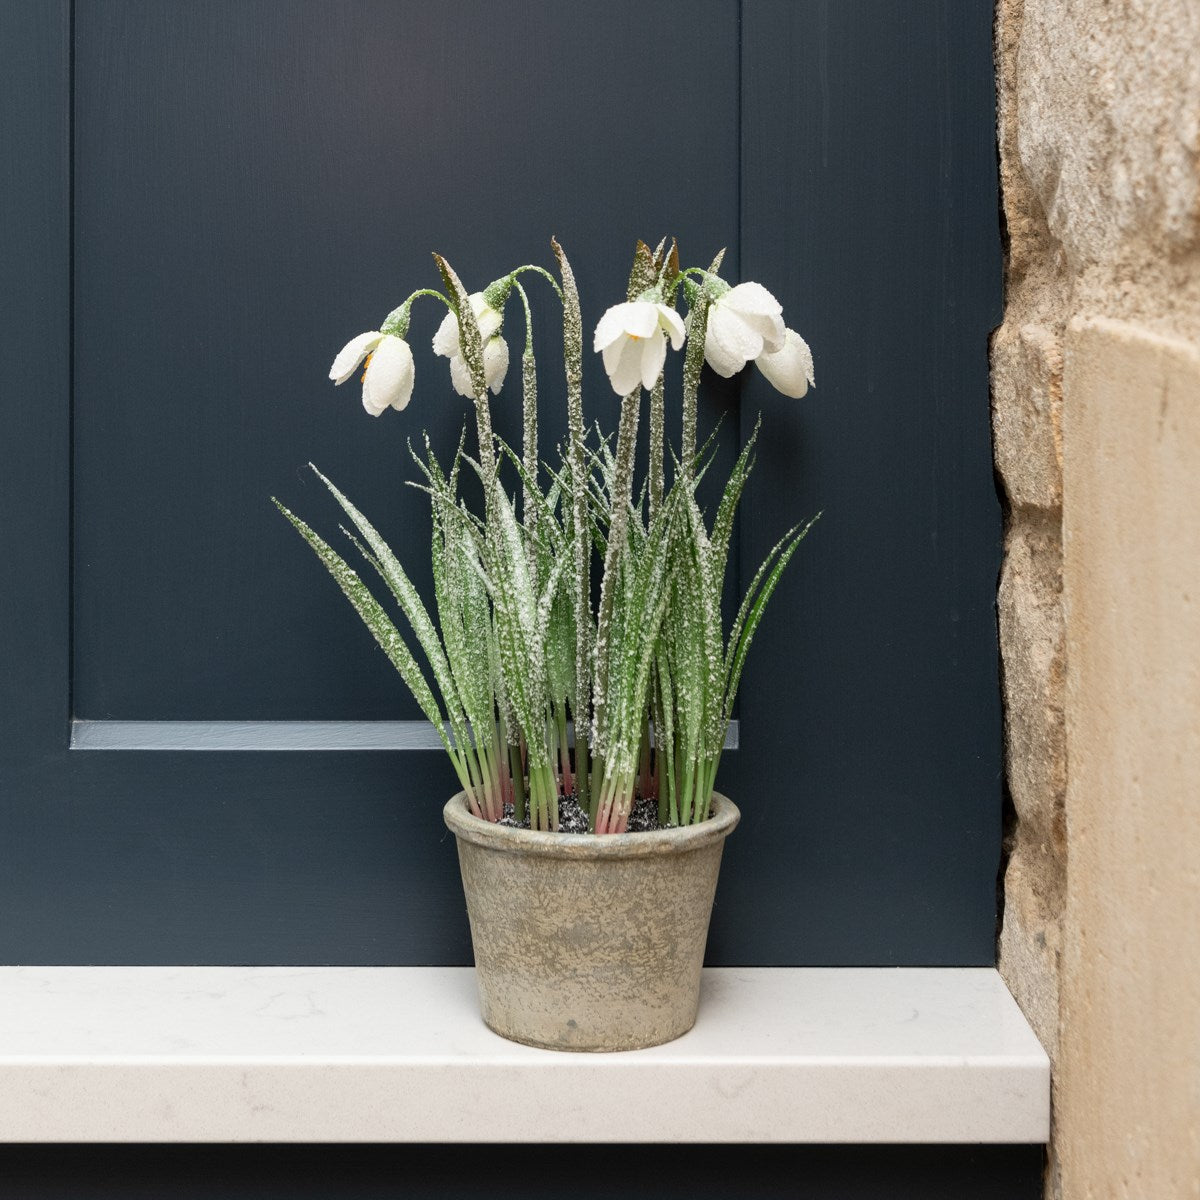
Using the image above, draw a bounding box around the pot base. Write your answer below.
[479,1013,698,1053]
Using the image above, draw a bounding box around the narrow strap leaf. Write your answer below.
[723,515,820,718]
[273,499,454,757]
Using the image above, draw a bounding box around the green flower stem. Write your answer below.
[528,760,558,832]
[701,756,720,821]
[509,739,526,824]
[463,734,487,820]
[638,717,652,800]
[680,292,711,475]
[379,287,454,339]
[509,263,563,300]
[591,386,640,765]
[594,772,613,834]
[514,280,539,560]
[472,724,503,823]
[556,705,572,796]
[679,250,726,474]
[490,717,510,815]
[691,758,708,825]
[449,739,482,820]
[596,769,635,835]
[575,727,590,813]
[657,725,676,827]
[676,752,694,827]
[588,749,605,830]
[551,240,592,801]
[648,373,665,522]
[546,709,559,792]
[433,254,497,498]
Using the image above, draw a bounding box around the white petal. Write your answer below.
[594,304,630,352]
[745,310,786,355]
[607,336,646,395]
[361,383,389,416]
[449,353,474,398]
[438,294,502,366]
[722,283,785,354]
[622,301,661,339]
[756,328,814,398]
[471,293,504,342]
[483,335,509,394]
[330,331,384,385]
[656,304,686,350]
[432,309,459,358]
[704,303,759,377]
[593,301,658,351]
[601,337,625,379]
[363,334,415,413]
[722,281,783,319]
[703,334,745,378]
[639,330,668,390]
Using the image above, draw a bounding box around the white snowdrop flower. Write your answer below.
[702,281,786,378]
[756,328,815,399]
[593,300,686,395]
[449,333,510,398]
[329,331,416,416]
[432,292,509,397]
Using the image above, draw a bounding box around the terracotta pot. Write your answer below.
[443,791,740,1052]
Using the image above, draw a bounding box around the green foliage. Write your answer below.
[277,238,816,834]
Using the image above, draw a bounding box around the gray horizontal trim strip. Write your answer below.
[70,719,740,753]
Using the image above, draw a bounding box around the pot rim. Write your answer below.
[443,790,740,859]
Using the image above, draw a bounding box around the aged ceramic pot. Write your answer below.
[443,791,740,1052]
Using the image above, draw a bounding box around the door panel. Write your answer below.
[0,0,1003,967]
[71,0,741,720]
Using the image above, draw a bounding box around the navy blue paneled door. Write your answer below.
[1,0,1002,968]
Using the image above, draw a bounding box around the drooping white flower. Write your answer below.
[449,335,509,399]
[329,331,416,416]
[432,292,509,397]
[593,300,686,395]
[702,281,786,378]
[756,328,815,398]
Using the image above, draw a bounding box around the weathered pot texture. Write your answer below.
[443,791,741,1052]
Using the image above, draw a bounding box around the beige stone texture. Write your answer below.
[999,518,1067,856]
[1059,319,1200,1200]
[443,791,740,1052]
[1017,0,1200,273]
[998,514,1067,1059]
[994,0,1070,1148]
[994,1,1200,1196]
[993,323,1065,511]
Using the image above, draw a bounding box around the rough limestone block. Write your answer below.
[993,322,1064,511]
[999,519,1067,858]
[1016,0,1200,269]
[997,509,1067,1070]
[998,856,1061,1061]
[1060,318,1200,1200]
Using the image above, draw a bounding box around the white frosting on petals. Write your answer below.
[433,293,508,397]
[360,334,416,415]
[433,293,503,359]
[756,328,814,399]
[702,282,786,377]
[329,331,385,385]
[593,301,685,395]
[449,334,509,397]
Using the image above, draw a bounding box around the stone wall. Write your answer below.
[993,2,1200,1197]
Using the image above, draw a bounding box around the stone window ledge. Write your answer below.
[0,966,1048,1143]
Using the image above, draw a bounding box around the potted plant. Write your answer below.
[275,238,815,1051]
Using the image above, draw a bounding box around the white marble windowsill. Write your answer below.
[0,966,1048,1144]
